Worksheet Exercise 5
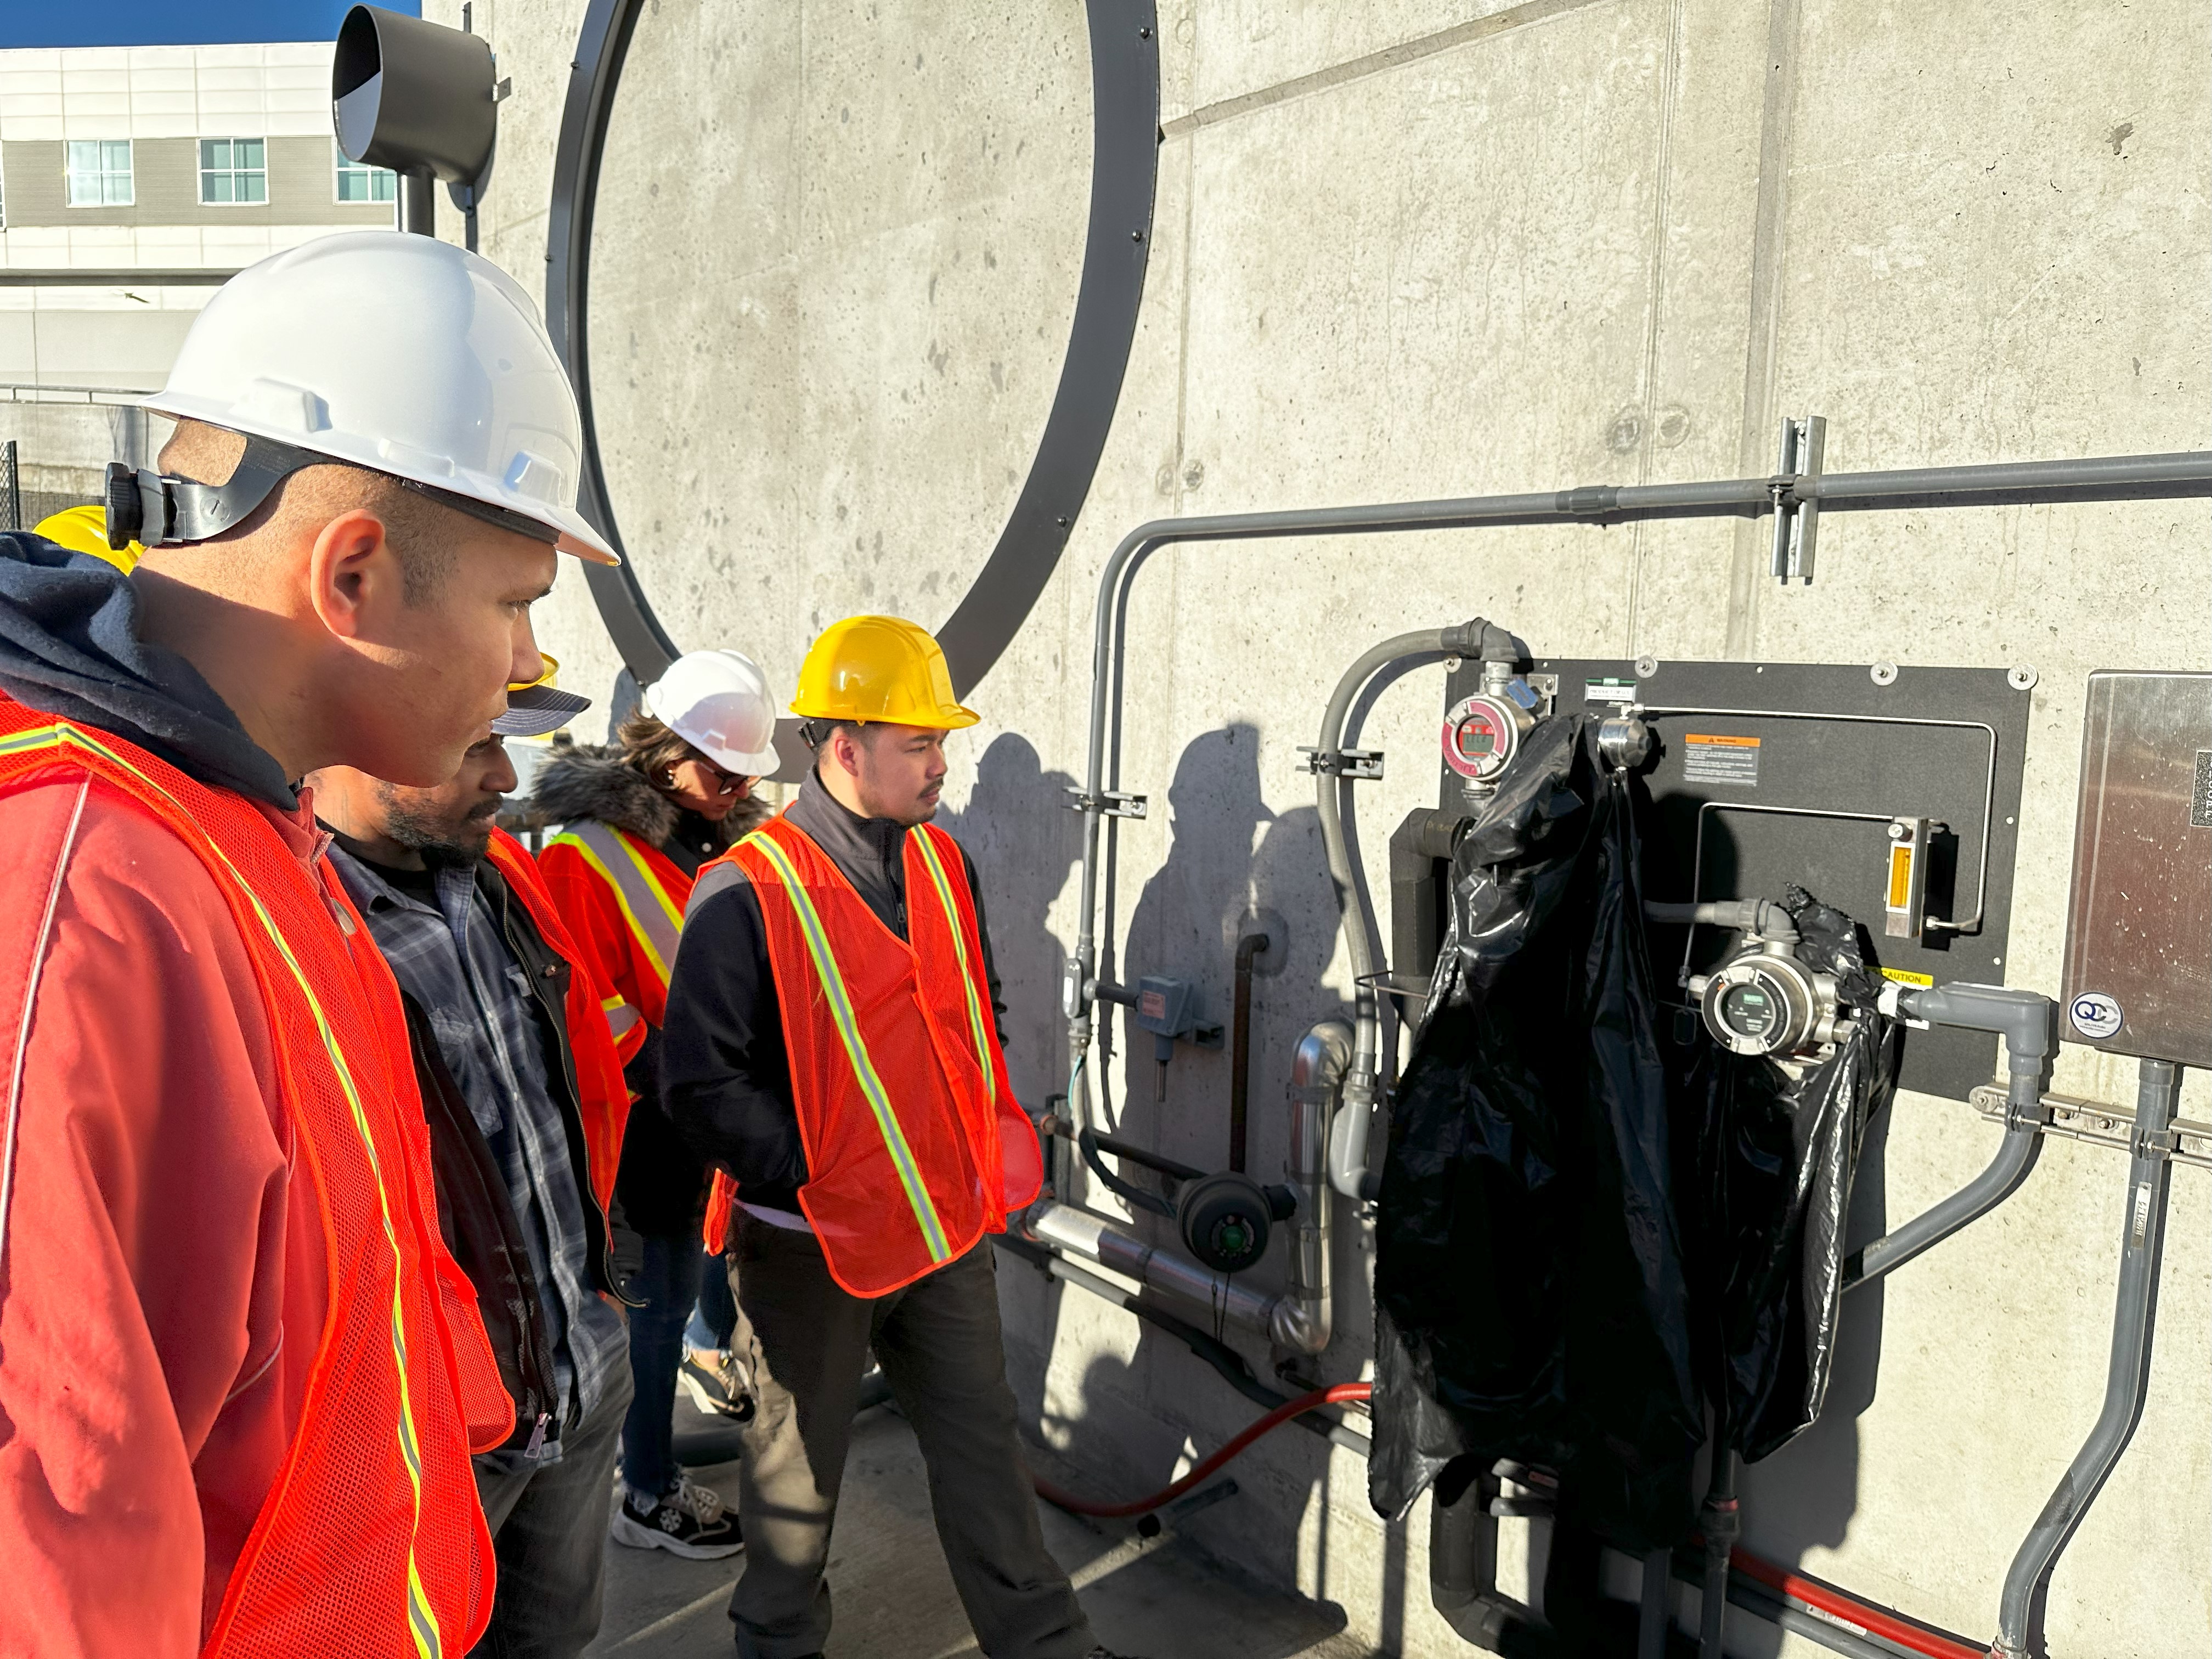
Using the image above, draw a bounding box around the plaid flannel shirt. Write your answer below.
[329,844,628,1451]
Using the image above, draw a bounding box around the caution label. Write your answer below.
[1683,732,1761,787]
[1880,967,1935,989]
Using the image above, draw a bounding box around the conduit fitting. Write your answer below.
[1882,981,2055,1126]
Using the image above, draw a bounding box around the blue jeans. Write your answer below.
[685,1248,738,1352]
[618,1232,704,1498]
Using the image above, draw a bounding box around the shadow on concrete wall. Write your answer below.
[933,730,1082,1112]
[1053,723,1397,1644]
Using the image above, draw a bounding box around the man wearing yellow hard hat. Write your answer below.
[663,618,1136,1659]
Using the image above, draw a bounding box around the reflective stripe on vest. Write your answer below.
[601,994,642,1043]
[744,830,953,1266]
[0,721,450,1658]
[545,820,684,991]
[909,825,996,1086]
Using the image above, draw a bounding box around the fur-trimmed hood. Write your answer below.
[528,742,767,850]
[531,743,676,842]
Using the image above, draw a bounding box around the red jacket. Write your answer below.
[0,702,507,1658]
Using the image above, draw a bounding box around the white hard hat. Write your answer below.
[139,230,617,563]
[644,649,781,774]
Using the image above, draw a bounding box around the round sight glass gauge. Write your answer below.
[1717,983,1775,1039]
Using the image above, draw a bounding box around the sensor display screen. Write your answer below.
[1441,695,1517,780]
[1718,983,1774,1038]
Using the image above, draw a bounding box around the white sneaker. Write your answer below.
[609,1476,743,1560]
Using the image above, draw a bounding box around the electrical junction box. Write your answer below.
[1425,658,2034,1101]
[2060,671,2212,1069]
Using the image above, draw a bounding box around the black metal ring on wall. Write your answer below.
[544,0,1161,697]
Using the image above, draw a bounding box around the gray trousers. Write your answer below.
[469,1361,635,1659]
[725,1215,1091,1659]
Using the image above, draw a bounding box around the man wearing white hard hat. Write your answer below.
[531,647,779,1558]
[0,230,613,1658]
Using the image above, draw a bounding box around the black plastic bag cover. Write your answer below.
[1369,716,1702,1553]
[1680,888,1899,1462]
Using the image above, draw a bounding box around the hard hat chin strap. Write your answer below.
[105,433,561,551]
[105,436,317,549]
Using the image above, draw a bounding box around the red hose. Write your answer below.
[1729,1547,1984,1659]
[1030,1383,1372,1519]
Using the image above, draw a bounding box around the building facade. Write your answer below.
[0,43,394,521]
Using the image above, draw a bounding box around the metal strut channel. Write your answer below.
[544,0,1162,693]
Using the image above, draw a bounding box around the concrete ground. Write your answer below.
[584,1404,1371,1659]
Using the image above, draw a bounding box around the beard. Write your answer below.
[377,786,503,870]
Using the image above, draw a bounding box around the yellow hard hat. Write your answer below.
[35,504,143,574]
[790,614,978,730]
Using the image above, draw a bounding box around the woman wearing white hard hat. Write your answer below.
[531,647,779,1558]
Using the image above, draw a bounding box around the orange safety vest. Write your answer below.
[0,702,509,1659]
[724,812,1041,1296]
[536,818,693,1064]
[484,827,630,1215]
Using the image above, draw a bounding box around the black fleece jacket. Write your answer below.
[660,771,1005,1217]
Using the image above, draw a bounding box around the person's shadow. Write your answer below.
[1038,725,1376,1645]
[933,731,1081,1114]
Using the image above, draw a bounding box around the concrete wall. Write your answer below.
[438,1,2211,1652]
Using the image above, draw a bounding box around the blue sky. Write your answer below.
[0,1,419,50]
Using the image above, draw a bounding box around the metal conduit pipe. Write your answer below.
[1283,1020,1352,1352]
[1027,1197,1325,1354]
[1312,623,1504,1200]
[1065,447,2212,1124]
[1992,1056,2182,1658]
[1065,448,2212,1225]
[994,1234,1373,1459]
[1844,983,2056,1291]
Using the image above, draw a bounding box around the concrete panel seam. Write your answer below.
[1722,0,1804,656]
[1158,0,1623,138]
[1623,0,1689,657]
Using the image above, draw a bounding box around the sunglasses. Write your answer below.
[676,754,757,796]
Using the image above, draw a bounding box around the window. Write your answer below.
[66,140,133,207]
[200,139,268,206]
[335,144,398,204]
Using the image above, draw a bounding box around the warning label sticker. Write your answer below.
[1683,733,1761,787]
[1880,967,1936,989]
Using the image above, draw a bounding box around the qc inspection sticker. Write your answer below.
[1682,732,1761,787]
[2069,992,2124,1041]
